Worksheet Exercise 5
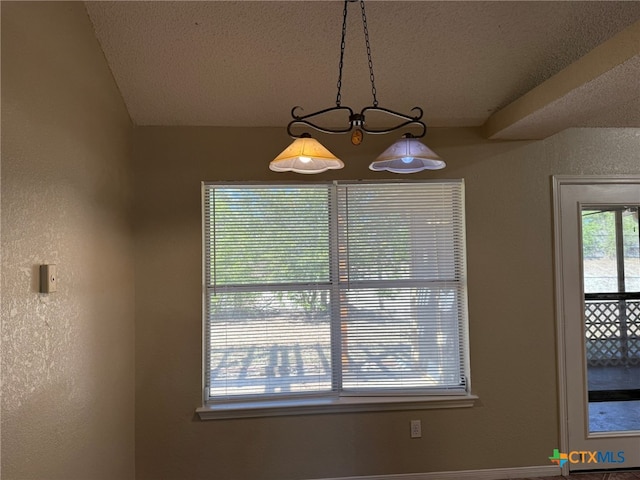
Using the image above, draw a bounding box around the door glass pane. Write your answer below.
[582,210,618,293]
[582,206,640,433]
[624,207,640,292]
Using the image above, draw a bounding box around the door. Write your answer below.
[554,176,640,472]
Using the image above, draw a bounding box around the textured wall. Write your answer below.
[1,3,135,479]
[132,126,639,479]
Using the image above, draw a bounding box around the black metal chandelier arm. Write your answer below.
[290,105,354,121]
[361,105,424,121]
[287,105,355,137]
[361,120,426,137]
[287,119,354,137]
[359,106,427,137]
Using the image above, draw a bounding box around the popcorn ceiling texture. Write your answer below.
[1,2,135,479]
[84,1,640,128]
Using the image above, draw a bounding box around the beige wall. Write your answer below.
[1,3,135,479]
[133,126,639,479]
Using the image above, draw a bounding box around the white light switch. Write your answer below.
[40,264,57,293]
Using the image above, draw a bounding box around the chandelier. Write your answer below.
[269,0,445,174]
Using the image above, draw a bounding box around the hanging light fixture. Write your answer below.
[369,133,445,173]
[269,133,344,174]
[270,0,444,174]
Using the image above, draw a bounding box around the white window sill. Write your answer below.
[196,394,478,420]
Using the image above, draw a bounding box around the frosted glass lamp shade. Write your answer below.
[270,136,344,174]
[369,137,445,174]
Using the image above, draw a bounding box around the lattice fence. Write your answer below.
[585,299,640,366]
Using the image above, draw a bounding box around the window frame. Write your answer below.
[198,180,476,420]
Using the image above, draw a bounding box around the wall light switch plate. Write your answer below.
[40,264,57,293]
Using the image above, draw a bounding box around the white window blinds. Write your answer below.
[203,180,468,403]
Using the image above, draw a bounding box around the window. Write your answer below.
[199,180,472,418]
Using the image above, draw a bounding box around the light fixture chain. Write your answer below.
[360,0,378,107]
[335,0,349,107]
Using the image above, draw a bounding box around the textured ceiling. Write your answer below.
[85,1,640,138]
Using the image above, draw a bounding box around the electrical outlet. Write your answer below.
[410,419,421,438]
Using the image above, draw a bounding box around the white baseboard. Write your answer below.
[312,465,561,480]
